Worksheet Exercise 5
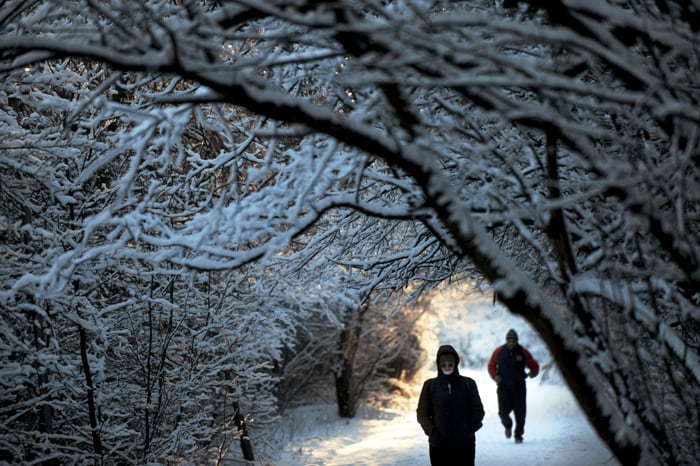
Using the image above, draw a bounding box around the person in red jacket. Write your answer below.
[487,329,539,444]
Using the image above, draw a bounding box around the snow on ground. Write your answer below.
[273,286,621,465]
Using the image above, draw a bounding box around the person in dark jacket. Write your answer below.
[417,344,485,466]
[487,329,539,444]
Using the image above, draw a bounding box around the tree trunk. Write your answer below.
[233,402,254,461]
[335,304,365,418]
[79,325,103,462]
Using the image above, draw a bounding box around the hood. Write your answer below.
[435,344,460,376]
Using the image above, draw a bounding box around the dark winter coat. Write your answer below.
[487,343,539,385]
[416,345,485,448]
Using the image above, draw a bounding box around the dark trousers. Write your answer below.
[497,382,527,437]
[429,441,475,466]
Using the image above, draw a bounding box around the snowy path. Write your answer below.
[276,369,620,466]
[275,294,622,465]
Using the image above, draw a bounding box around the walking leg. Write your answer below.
[513,383,527,438]
[497,385,514,431]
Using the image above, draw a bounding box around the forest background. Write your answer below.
[1,1,699,465]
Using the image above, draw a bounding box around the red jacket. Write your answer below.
[488,344,539,385]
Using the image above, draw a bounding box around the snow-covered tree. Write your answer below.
[1,1,699,465]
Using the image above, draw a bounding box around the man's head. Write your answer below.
[436,345,460,376]
[505,329,518,349]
